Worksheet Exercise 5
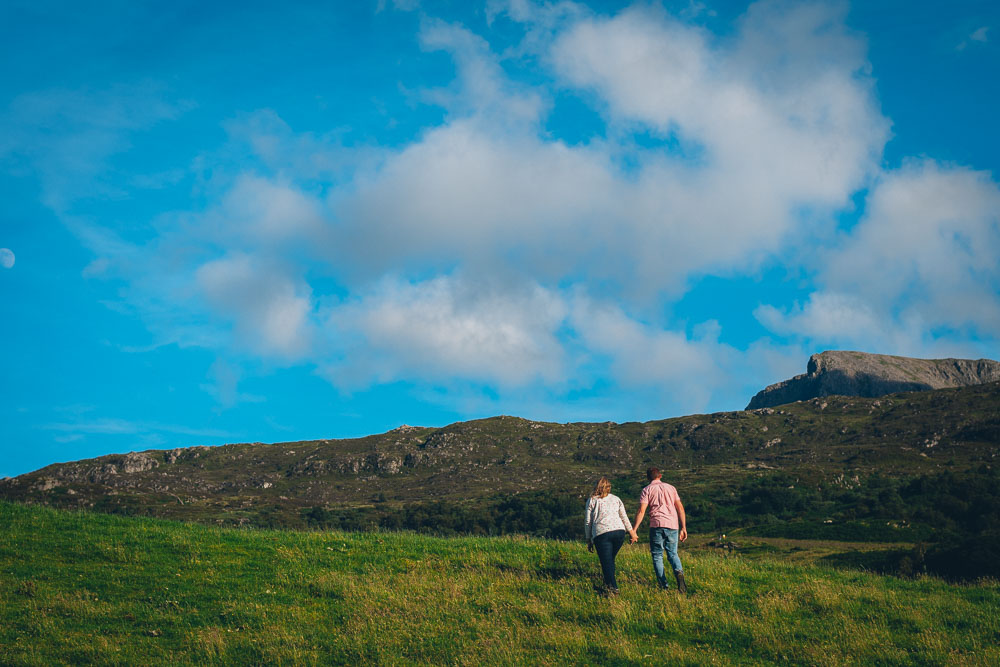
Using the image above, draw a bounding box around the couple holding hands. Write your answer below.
[584,467,687,596]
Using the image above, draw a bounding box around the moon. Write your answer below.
[0,248,13,269]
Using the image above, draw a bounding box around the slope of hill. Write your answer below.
[747,350,1000,409]
[2,382,999,531]
[2,502,998,665]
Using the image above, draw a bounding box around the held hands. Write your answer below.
[629,532,638,544]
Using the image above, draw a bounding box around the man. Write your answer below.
[632,467,687,593]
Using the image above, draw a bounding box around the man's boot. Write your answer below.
[674,570,687,594]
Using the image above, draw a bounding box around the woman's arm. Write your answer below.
[584,498,595,548]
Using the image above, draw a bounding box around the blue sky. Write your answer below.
[2,0,998,477]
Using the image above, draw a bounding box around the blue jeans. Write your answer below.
[649,527,683,587]
[593,529,626,590]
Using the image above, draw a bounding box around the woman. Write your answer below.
[585,477,638,595]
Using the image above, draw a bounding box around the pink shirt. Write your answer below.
[639,480,681,529]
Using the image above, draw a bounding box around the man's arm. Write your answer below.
[618,499,639,544]
[633,502,648,536]
[675,497,687,542]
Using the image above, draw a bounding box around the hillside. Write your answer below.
[2,502,998,665]
[2,382,998,531]
[747,350,1000,409]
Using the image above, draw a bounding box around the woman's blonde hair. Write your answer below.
[591,476,611,498]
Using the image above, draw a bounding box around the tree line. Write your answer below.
[301,466,1000,581]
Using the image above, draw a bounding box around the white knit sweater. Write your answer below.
[585,493,634,541]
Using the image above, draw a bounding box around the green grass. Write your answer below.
[2,501,998,666]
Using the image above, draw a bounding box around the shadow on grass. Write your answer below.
[818,548,915,576]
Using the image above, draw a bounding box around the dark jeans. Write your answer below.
[593,529,627,589]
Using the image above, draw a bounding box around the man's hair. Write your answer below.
[646,467,662,481]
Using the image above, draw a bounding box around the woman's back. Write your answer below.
[585,493,633,540]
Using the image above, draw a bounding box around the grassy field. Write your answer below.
[2,501,998,666]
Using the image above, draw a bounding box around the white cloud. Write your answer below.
[58,3,893,416]
[199,359,266,409]
[0,83,188,211]
[756,291,902,349]
[196,253,314,359]
[20,1,996,420]
[43,417,229,439]
[219,109,378,183]
[825,162,1000,334]
[336,119,622,281]
[336,1,888,297]
[757,160,1000,355]
[569,297,735,412]
[219,174,327,245]
[419,20,547,124]
[548,1,887,238]
[320,273,763,416]
[958,26,989,50]
[376,0,421,12]
[742,338,809,390]
[323,275,569,388]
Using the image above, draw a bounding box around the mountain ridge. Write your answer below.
[747,350,1000,409]
[3,381,998,528]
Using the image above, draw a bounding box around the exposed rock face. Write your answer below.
[747,351,1000,409]
[121,452,158,473]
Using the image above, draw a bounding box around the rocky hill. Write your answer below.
[2,381,998,528]
[747,351,1000,409]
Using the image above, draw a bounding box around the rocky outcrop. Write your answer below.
[289,452,406,476]
[121,452,158,473]
[747,351,1000,409]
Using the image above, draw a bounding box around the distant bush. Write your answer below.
[748,520,933,543]
[924,531,1000,581]
[739,474,817,518]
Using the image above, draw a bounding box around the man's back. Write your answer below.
[639,479,680,529]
